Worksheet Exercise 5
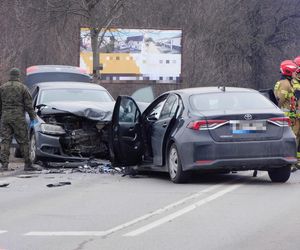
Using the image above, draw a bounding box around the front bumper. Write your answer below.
[35,131,90,162]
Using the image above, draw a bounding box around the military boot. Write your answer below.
[0,163,9,172]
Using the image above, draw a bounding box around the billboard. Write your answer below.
[80,28,182,83]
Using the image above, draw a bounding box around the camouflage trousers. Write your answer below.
[0,115,30,167]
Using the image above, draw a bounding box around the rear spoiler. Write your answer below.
[259,89,278,106]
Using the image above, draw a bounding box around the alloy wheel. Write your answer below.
[169,146,179,179]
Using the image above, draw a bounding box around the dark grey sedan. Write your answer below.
[110,86,297,183]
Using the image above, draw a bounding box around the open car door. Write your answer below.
[259,89,278,106]
[110,96,144,166]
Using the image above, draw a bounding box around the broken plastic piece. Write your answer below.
[0,183,9,187]
[46,181,72,188]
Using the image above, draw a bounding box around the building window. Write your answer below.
[116,56,120,60]
[166,60,170,64]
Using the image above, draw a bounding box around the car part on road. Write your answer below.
[17,174,39,178]
[46,181,71,187]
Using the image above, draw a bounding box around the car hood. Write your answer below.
[38,101,115,121]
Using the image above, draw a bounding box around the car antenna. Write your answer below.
[218,86,226,92]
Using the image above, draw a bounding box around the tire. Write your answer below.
[29,133,38,163]
[167,143,189,183]
[268,165,291,183]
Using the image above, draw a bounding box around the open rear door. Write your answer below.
[259,89,278,106]
[110,96,144,166]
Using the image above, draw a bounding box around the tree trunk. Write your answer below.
[91,28,100,78]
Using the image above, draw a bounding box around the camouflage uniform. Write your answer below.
[0,68,36,171]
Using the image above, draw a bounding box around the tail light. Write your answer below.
[267,117,291,127]
[187,120,228,130]
[26,66,38,74]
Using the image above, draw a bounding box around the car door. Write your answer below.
[259,89,278,106]
[151,94,179,166]
[110,96,144,166]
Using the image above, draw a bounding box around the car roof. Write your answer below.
[33,81,108,91]
[167,86,257,95]
[26,65,88,75]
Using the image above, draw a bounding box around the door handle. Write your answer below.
[162,122,168,128]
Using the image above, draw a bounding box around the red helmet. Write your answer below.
[294,56,300,67]
[280,60,298,76]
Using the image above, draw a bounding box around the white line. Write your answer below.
[25,183,225,237]
[0,230,7,234]
[102,183,227,236]
[25,173,263,237]
[124,184,242,236]
[25,231,106,236]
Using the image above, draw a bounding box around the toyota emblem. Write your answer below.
[244,114,253,120]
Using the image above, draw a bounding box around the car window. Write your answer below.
[159,94,178,119]
[26,73,92,89]
[119,98,139,123]
[148,99,166,120]
[189,92,275,111]
[38,88,113,104]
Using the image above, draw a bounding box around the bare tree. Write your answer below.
[45,0,127,78]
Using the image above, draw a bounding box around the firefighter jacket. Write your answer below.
[274,78,294,112]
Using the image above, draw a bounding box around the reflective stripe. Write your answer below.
[274,82,280,91]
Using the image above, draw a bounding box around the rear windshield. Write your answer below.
[189,92,275,111]
[26,73,92,88]
[38,89,113,104]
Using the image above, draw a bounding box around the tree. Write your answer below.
[45,0,127,78]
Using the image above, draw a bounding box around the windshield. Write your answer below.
[38,88,114,105]
[189,92,275,111]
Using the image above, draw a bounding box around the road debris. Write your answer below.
[46,181,72,188]
[0,183,9,187]
[17,174,39,178]
[40,159,124,175]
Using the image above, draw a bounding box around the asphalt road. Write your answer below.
[1,161,300,250]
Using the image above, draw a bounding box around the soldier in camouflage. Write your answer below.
[0,68,39,172]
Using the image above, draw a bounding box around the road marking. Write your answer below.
[25,173,265,237]
[0,231,7,234]
[124,183,242,236]
[24,183,226,237]
[99,182,227,236]
[25,231,106,236]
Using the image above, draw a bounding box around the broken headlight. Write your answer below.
[40,123,66,135]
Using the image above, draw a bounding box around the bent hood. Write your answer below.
[38,101,115,121]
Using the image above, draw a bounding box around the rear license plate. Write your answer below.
[230,120,267,134]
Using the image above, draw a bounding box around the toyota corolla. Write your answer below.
[110,86,297,183]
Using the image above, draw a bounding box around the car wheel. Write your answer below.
[29,133,38,163]
[168,143,188,183]
[268,165,291,183]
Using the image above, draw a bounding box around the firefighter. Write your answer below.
[274,60,299,171]
[292,66,300,167]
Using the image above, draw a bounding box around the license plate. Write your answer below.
[230,120,267,134]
